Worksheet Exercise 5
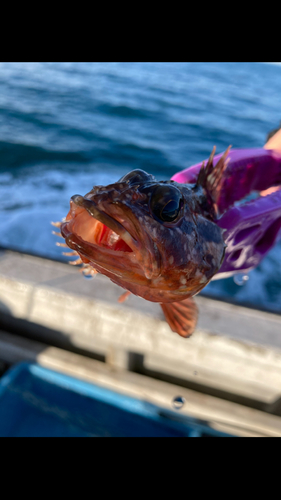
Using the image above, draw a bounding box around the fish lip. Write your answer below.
[62,194,161,280]
[70,194,139,254]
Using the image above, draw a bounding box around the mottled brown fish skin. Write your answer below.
[59,147,230,338]
[60,166,226,304]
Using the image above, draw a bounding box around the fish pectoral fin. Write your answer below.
[160,297,198,338]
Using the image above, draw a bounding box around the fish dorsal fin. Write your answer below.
[160,297,198,338]
[196,145,231,206]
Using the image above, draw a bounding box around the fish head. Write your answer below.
[61,169,226,302]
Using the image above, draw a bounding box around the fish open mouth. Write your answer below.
[60,194,160,282]
[63,195,136,255]
[89,219,133,252]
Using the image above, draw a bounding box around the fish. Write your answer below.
[56,146,231,338]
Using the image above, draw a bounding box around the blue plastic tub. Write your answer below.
[0,362,233,437]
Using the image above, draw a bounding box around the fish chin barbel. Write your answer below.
[172,147,281,279]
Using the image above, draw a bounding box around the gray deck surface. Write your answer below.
[1,248,281,436]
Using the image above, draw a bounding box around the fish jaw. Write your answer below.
[60,195,161,285]
[60,195,225,303]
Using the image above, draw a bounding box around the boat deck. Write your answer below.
[1,248,281,436]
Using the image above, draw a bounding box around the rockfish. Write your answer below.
[57,146,231,338]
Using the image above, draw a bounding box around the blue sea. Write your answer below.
[0,62,281,313]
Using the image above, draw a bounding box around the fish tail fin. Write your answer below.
[160,297,198,338]
[196,145,231,206]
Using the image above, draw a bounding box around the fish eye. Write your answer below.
[149,185,183,222]
[118,169,155,185]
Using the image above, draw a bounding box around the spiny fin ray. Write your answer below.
[118,291,131,303]
[68,258,83,266]
[52,231,63,238]
[196,145,231,205]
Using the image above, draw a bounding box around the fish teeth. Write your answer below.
[52,231,63,238]
[51,221,62,227]
[56,242,68,247]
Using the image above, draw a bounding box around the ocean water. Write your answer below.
[0,62,281,313]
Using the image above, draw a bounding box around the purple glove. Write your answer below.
[172,148,281,278]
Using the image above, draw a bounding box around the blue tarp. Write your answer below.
[0,362,233,437]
